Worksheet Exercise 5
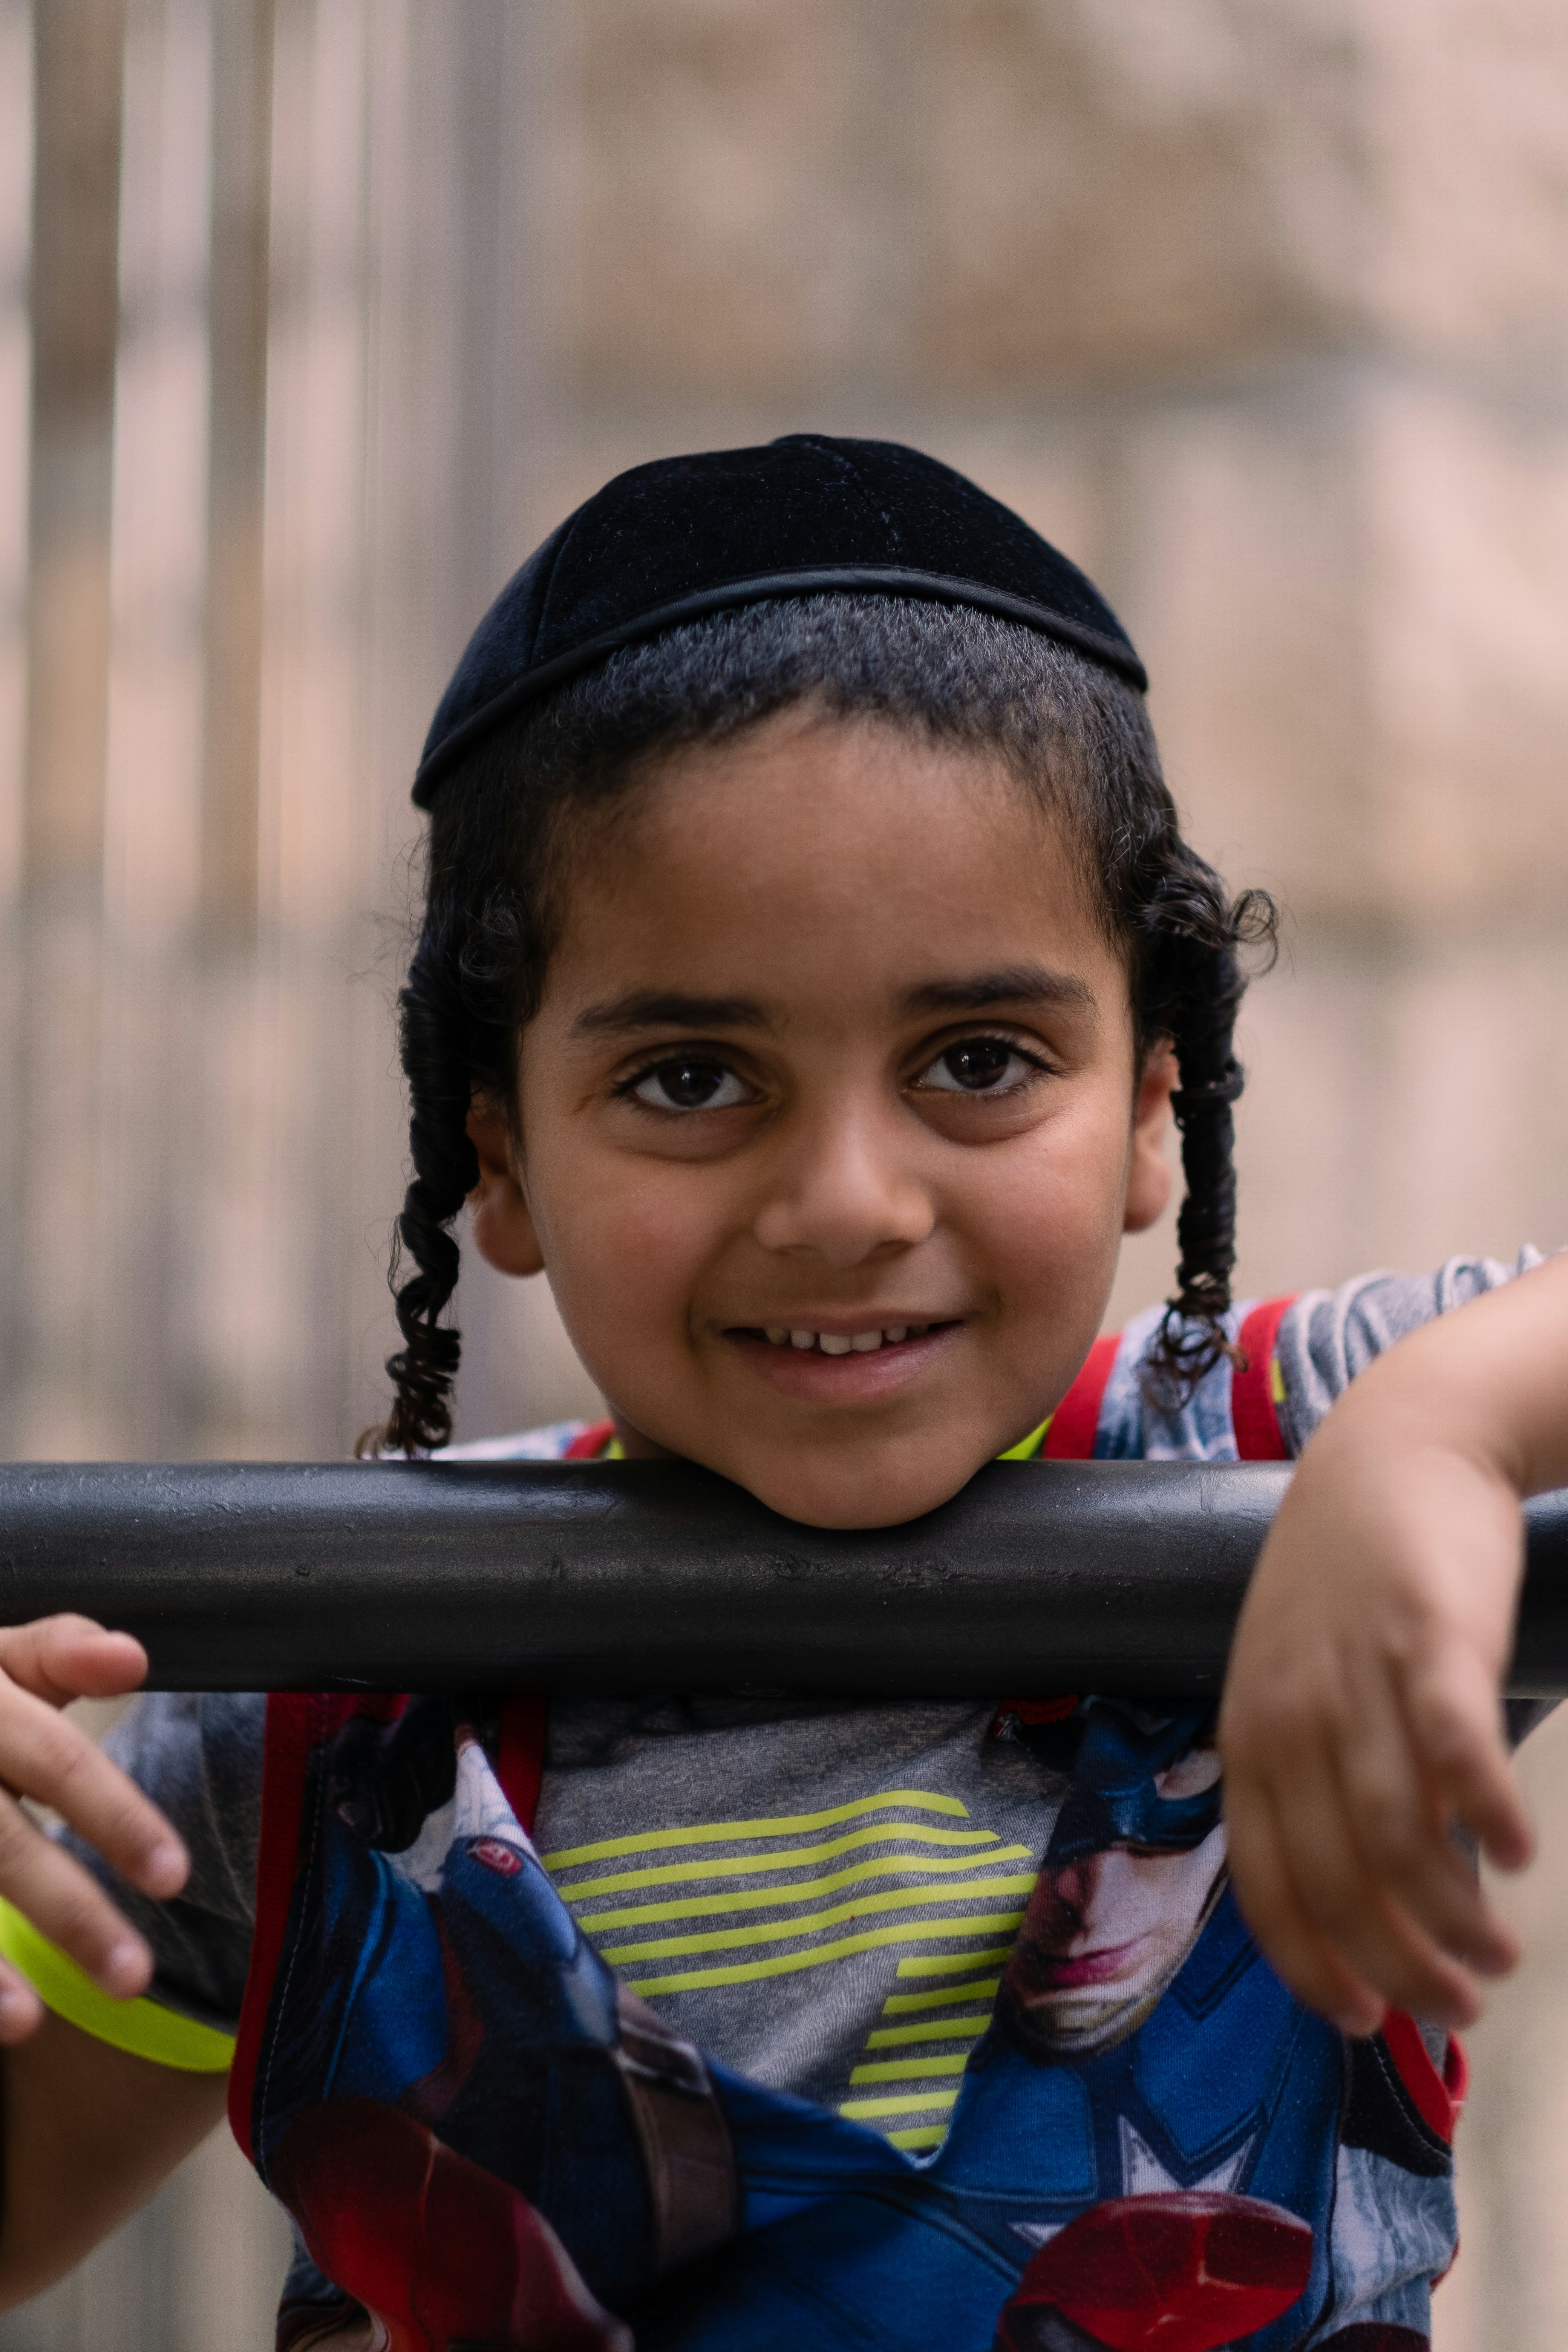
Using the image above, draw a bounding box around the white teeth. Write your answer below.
[770,1324,923,1354]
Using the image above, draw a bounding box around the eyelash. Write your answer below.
[612,1029,1057,1115]
[911,1031,1056,1094]
[612,1053,758,1113]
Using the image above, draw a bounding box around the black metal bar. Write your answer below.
[1,1459,1565,1697]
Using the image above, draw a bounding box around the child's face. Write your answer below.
[471,712,1173,1527]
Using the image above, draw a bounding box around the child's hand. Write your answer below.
[1220,1400,1534,2038]
[0,1617,187,2044]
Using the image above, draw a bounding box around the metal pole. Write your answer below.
[1,1458,1565,1696]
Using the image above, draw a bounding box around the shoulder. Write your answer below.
[1087,1294,1300,1463]
[103,1690,265,1794]
[1094,1250,1547,1462]
[1093,1302,1249,1463]
[1275,1248,1545,1453]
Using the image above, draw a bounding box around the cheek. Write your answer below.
[525,1146,716,1343]
[975,1101,1132,1300]
[1135,1835,1227,1947]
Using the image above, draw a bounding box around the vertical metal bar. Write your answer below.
[0,0,34,1461]
[199,0,273,946]
[16,0,127,1461]
[98,0,214,1455]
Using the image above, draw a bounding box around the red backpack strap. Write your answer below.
[564,1419,615,1461]
[1232,1296,1296,1462]
[498,1695,547,1835]
[1042,1332,1121,1460]
[1379,2009,1464,2144]
[231,1693,334,2163]
[230,1686,549,2171]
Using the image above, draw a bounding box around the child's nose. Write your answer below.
[751,1107,935,1266]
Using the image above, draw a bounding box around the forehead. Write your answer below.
[547,714,1125,1022]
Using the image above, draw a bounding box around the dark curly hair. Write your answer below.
[369,597,1276,1456]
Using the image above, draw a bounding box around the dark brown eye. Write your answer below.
[631,1058,747,1111]
[920,1038,1032,1094]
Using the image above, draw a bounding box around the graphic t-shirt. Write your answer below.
[11,1254,1548,2352]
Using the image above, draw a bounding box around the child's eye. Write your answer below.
[915,1037,1043,1095]
[626,1057,752,1113]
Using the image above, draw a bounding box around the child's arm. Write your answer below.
[1219,1252,1568,2037]
[0,2013,228,2303]
[0,1617,225,2303]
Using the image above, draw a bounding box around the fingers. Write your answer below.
[1225,1772,1386,2035]
[1226,1640,1494,2026]
[0,1619,187,2016]
[0,1957,44,2046]
[1403,1647,1534,1875]
[0,1682,186,1901]
[1329,1659,1517,1981]
[1248,1725,1482,2026]
[0,1790,154,1998]
[0,1616,148,1708]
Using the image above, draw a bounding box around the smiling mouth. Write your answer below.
[729,1321,954,1357]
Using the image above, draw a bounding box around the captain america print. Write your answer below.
[975,1697,1453,2350]
[242,1693,1459,2352]
[992,1699,1229,2061]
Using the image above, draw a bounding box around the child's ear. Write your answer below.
[466,1100,545,1278]
[1124,1044,1177,1235]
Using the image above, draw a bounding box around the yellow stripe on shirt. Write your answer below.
[542,1788,977,1869]
[0,1897,234,2073]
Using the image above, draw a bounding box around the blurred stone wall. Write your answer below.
[1,1,1566,2344]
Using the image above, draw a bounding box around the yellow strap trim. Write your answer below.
[0,1899,234,2073]
[553,1821,1004,1898]
[542,1788,973,1869]
[888,2123,948,2149]
[625,1912,1026,1995]
[1270,1354,1287,1406]
[573,1847,1035,1930]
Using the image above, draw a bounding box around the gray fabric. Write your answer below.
[1274,1250,1542,1458]
[532,1697,1061,2118]
[63,1691,263,2032]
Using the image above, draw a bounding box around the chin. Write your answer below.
[742,1453,975,1531]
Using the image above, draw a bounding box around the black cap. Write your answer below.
[413,433,1146,809]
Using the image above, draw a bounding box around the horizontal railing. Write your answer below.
[0,1459,1564,1697]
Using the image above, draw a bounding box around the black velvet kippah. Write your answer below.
[413,433,1146,808]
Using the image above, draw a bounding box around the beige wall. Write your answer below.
[1,2,1566,2343]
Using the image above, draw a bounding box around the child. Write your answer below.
[1222,1251,1566,2042]
[0,435,1542,2351]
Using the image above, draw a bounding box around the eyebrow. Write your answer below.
[570,966,1098,1040]
[901,965,1098,1018]
[570,989,774,1039]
